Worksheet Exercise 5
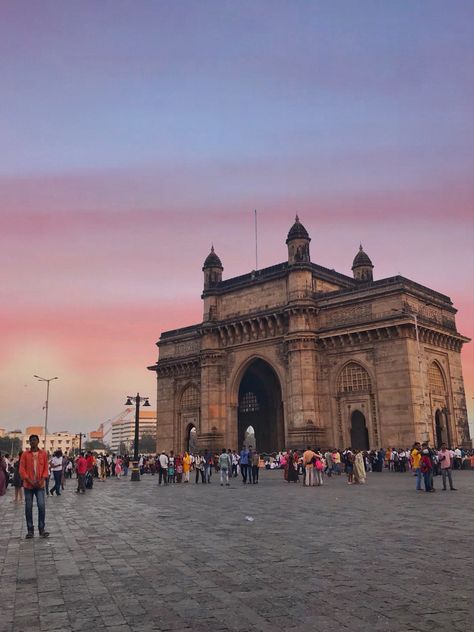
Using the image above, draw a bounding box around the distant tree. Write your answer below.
[0,436,22,456]
[139,433,156,454]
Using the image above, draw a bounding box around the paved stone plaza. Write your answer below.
[1,470,473,632]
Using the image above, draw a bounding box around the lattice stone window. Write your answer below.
[181,385,200,410]
[429,362,446,395]
[240,391,260,413]
[337,362,371,393]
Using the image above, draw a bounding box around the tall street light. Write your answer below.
[124,393,150,482]
[74,433,86,455]
[34,375,58,450]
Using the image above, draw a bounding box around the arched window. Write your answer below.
[239,391,260,413]
[428,362,446,395]
[180,385,200,410]
[337,362,371,393]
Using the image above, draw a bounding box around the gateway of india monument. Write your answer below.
[149,217,470,454]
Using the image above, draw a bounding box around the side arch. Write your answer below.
[332,360,378,449]
[177,382,201,453]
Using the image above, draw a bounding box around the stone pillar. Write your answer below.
[285,335,323,448]
[156,373,176,453]
[446,348,471,447]
[198,349,226,452]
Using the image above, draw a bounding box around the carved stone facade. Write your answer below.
[149,218,471,453]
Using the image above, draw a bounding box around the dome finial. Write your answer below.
[203,245,223,270]
[295,214,300,223]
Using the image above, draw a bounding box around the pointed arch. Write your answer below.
[428,361,447,396]
[180,383,200,410]
[229,353,286,407]
[336,361,372,394]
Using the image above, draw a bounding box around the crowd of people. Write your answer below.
[0,434,472,538]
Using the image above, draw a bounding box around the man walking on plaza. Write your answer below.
[219,448,231,486]
[438,443,457,491]
[410,442,422,491]
[303,446,317,486]
[158,451,169,485]
[19,434,50,538]
[250,449,260,484]
[50,449,63,496]
[239,446,250,484]
[75,453,87,493]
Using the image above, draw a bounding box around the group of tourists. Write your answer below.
[278,442,466,492]
[282,447,367,485]
[1,433,470,538]
[155,447,261,487]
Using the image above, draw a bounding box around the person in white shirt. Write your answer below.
[50,450,63,496]
[158,452,168,485]
[453,447,462,470]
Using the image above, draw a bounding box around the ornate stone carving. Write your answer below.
[175,339,200,357]
[226,351,236,377]
[276,342,288,368]
[324,304,372,327]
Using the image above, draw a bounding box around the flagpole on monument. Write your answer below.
[254,208,258,271]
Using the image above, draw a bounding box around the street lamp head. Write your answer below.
[125,397,133,406]
[143,399,151,407]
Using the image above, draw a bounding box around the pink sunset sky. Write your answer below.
[1,1,473,437]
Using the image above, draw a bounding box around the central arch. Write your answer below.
[237,359,284,454]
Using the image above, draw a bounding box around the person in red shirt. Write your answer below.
[420,449,435,493]
[19,434,50,538]
[75,453,88,493]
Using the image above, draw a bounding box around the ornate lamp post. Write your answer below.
[34,375,58,450]
[124,393,150,481]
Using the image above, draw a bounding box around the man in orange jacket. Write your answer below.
[19,434,50,538]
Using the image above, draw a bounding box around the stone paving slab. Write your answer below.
[1,470,473,632]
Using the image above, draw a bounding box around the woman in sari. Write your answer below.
[182,452,191,483]
[353,450,366,484]
[0,452,7,496]
[286,450,299,483]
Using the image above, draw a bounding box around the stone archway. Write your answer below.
[350,410,369,450]
[237,359,284,454]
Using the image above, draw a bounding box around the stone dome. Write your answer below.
[286,215,310,244]
[352,244,373,269]
[203,246,223,270]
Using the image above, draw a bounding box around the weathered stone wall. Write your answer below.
[218,278,287,320]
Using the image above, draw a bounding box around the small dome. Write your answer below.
[203,245,223,269]
[286,215,310,244]
[352,244,373,269]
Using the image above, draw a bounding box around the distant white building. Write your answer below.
[21,426,80,454]
[110,409,157,453]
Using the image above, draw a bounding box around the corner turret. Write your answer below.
[352,244,374,282]
[203,245,223,290]
[286,215,311,265]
